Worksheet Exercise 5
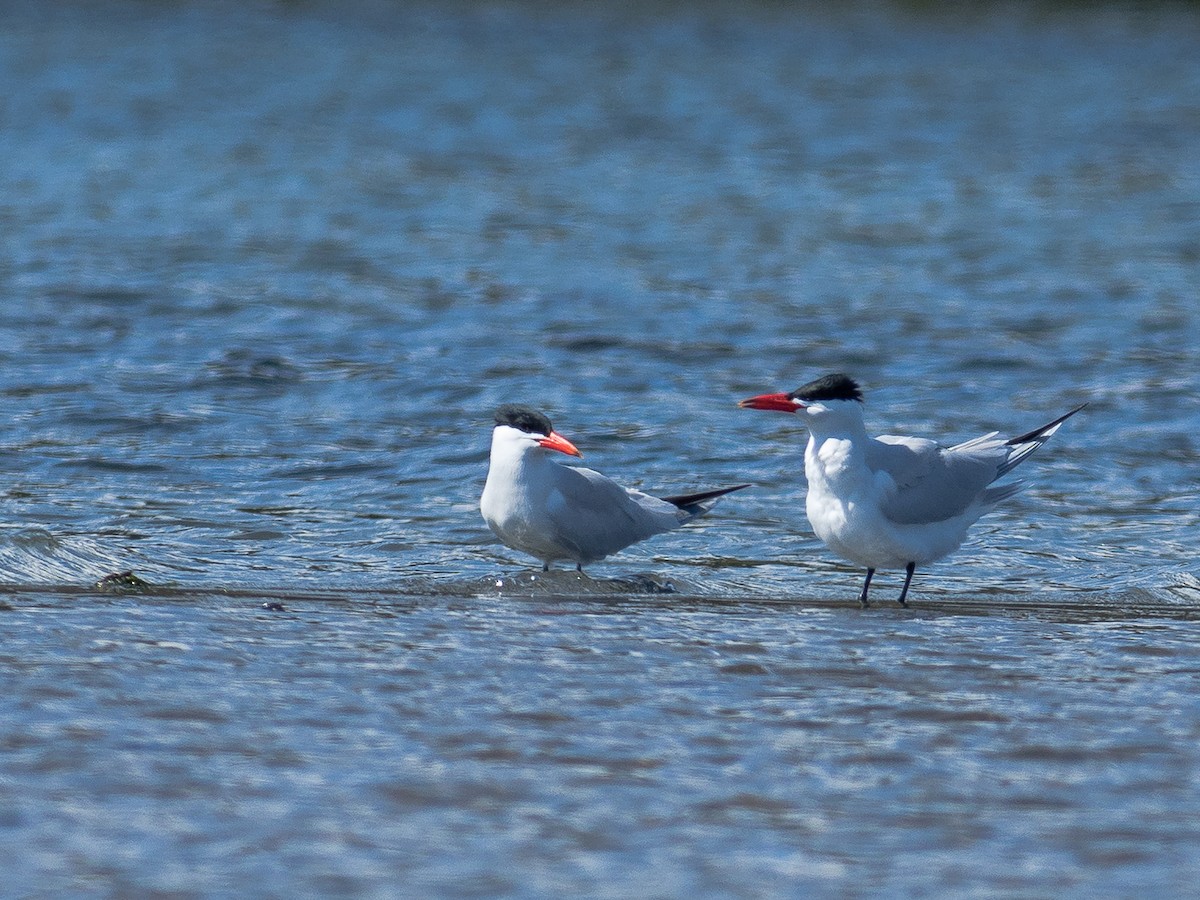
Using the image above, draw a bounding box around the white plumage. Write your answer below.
[740,374,1084,606]
[481,404,747,571]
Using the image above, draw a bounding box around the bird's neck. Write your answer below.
[805,411,869,444]
[485,443,550,496]
[804,415,870,489]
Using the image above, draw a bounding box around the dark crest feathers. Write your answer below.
[789,374,863,403]
[494,404,554,436]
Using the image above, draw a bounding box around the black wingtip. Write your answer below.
[1006,402,1087,446]
[660,483,751,510]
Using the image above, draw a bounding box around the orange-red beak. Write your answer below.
[738,392,801,413]
[538,430,583,457]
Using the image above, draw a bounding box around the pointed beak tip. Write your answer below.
[739,393,799,413]
[539,432,583,458]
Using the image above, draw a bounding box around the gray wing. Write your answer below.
[870,433,1011,525]
[545,466,684,562]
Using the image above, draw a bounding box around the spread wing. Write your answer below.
[544,466,683,562]
[869,433,1010,525]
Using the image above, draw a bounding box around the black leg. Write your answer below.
[542,563,550,572]
[897,562,915,607]
[858,568,875,608]
[576,564,583,573]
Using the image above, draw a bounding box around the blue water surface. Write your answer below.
[1,1,1199,896]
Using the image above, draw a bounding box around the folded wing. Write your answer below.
[870,433,1010,525]
[544,466,686,562]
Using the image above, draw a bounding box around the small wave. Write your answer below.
[0,542,1195,623]
[269,461,394,481]
[54,458,171,474]
[193,349,304,389]
[466,570,686,597]
[0,527,150,585]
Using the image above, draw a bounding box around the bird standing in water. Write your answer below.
[739,374,1084,606]
[481,404,748,572]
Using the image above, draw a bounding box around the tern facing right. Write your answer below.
[481,404,749,572]
[739,374,1085,607]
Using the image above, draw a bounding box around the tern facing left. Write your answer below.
[481,404,749,571]
[739,374,1085,607]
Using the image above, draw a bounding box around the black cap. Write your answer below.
[494,404,554,436]
[790,374,863,403]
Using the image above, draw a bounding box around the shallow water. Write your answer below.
[1,0,1199,895]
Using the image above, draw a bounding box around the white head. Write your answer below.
[490,404,583,461]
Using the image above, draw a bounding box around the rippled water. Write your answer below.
[2,1,1199,895]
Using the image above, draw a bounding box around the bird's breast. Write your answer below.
[805,436,869,496]
[803,437,890,559]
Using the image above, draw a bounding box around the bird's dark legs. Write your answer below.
[541,562,585,574]
[858,568,875,608]
[897,562,915,607]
